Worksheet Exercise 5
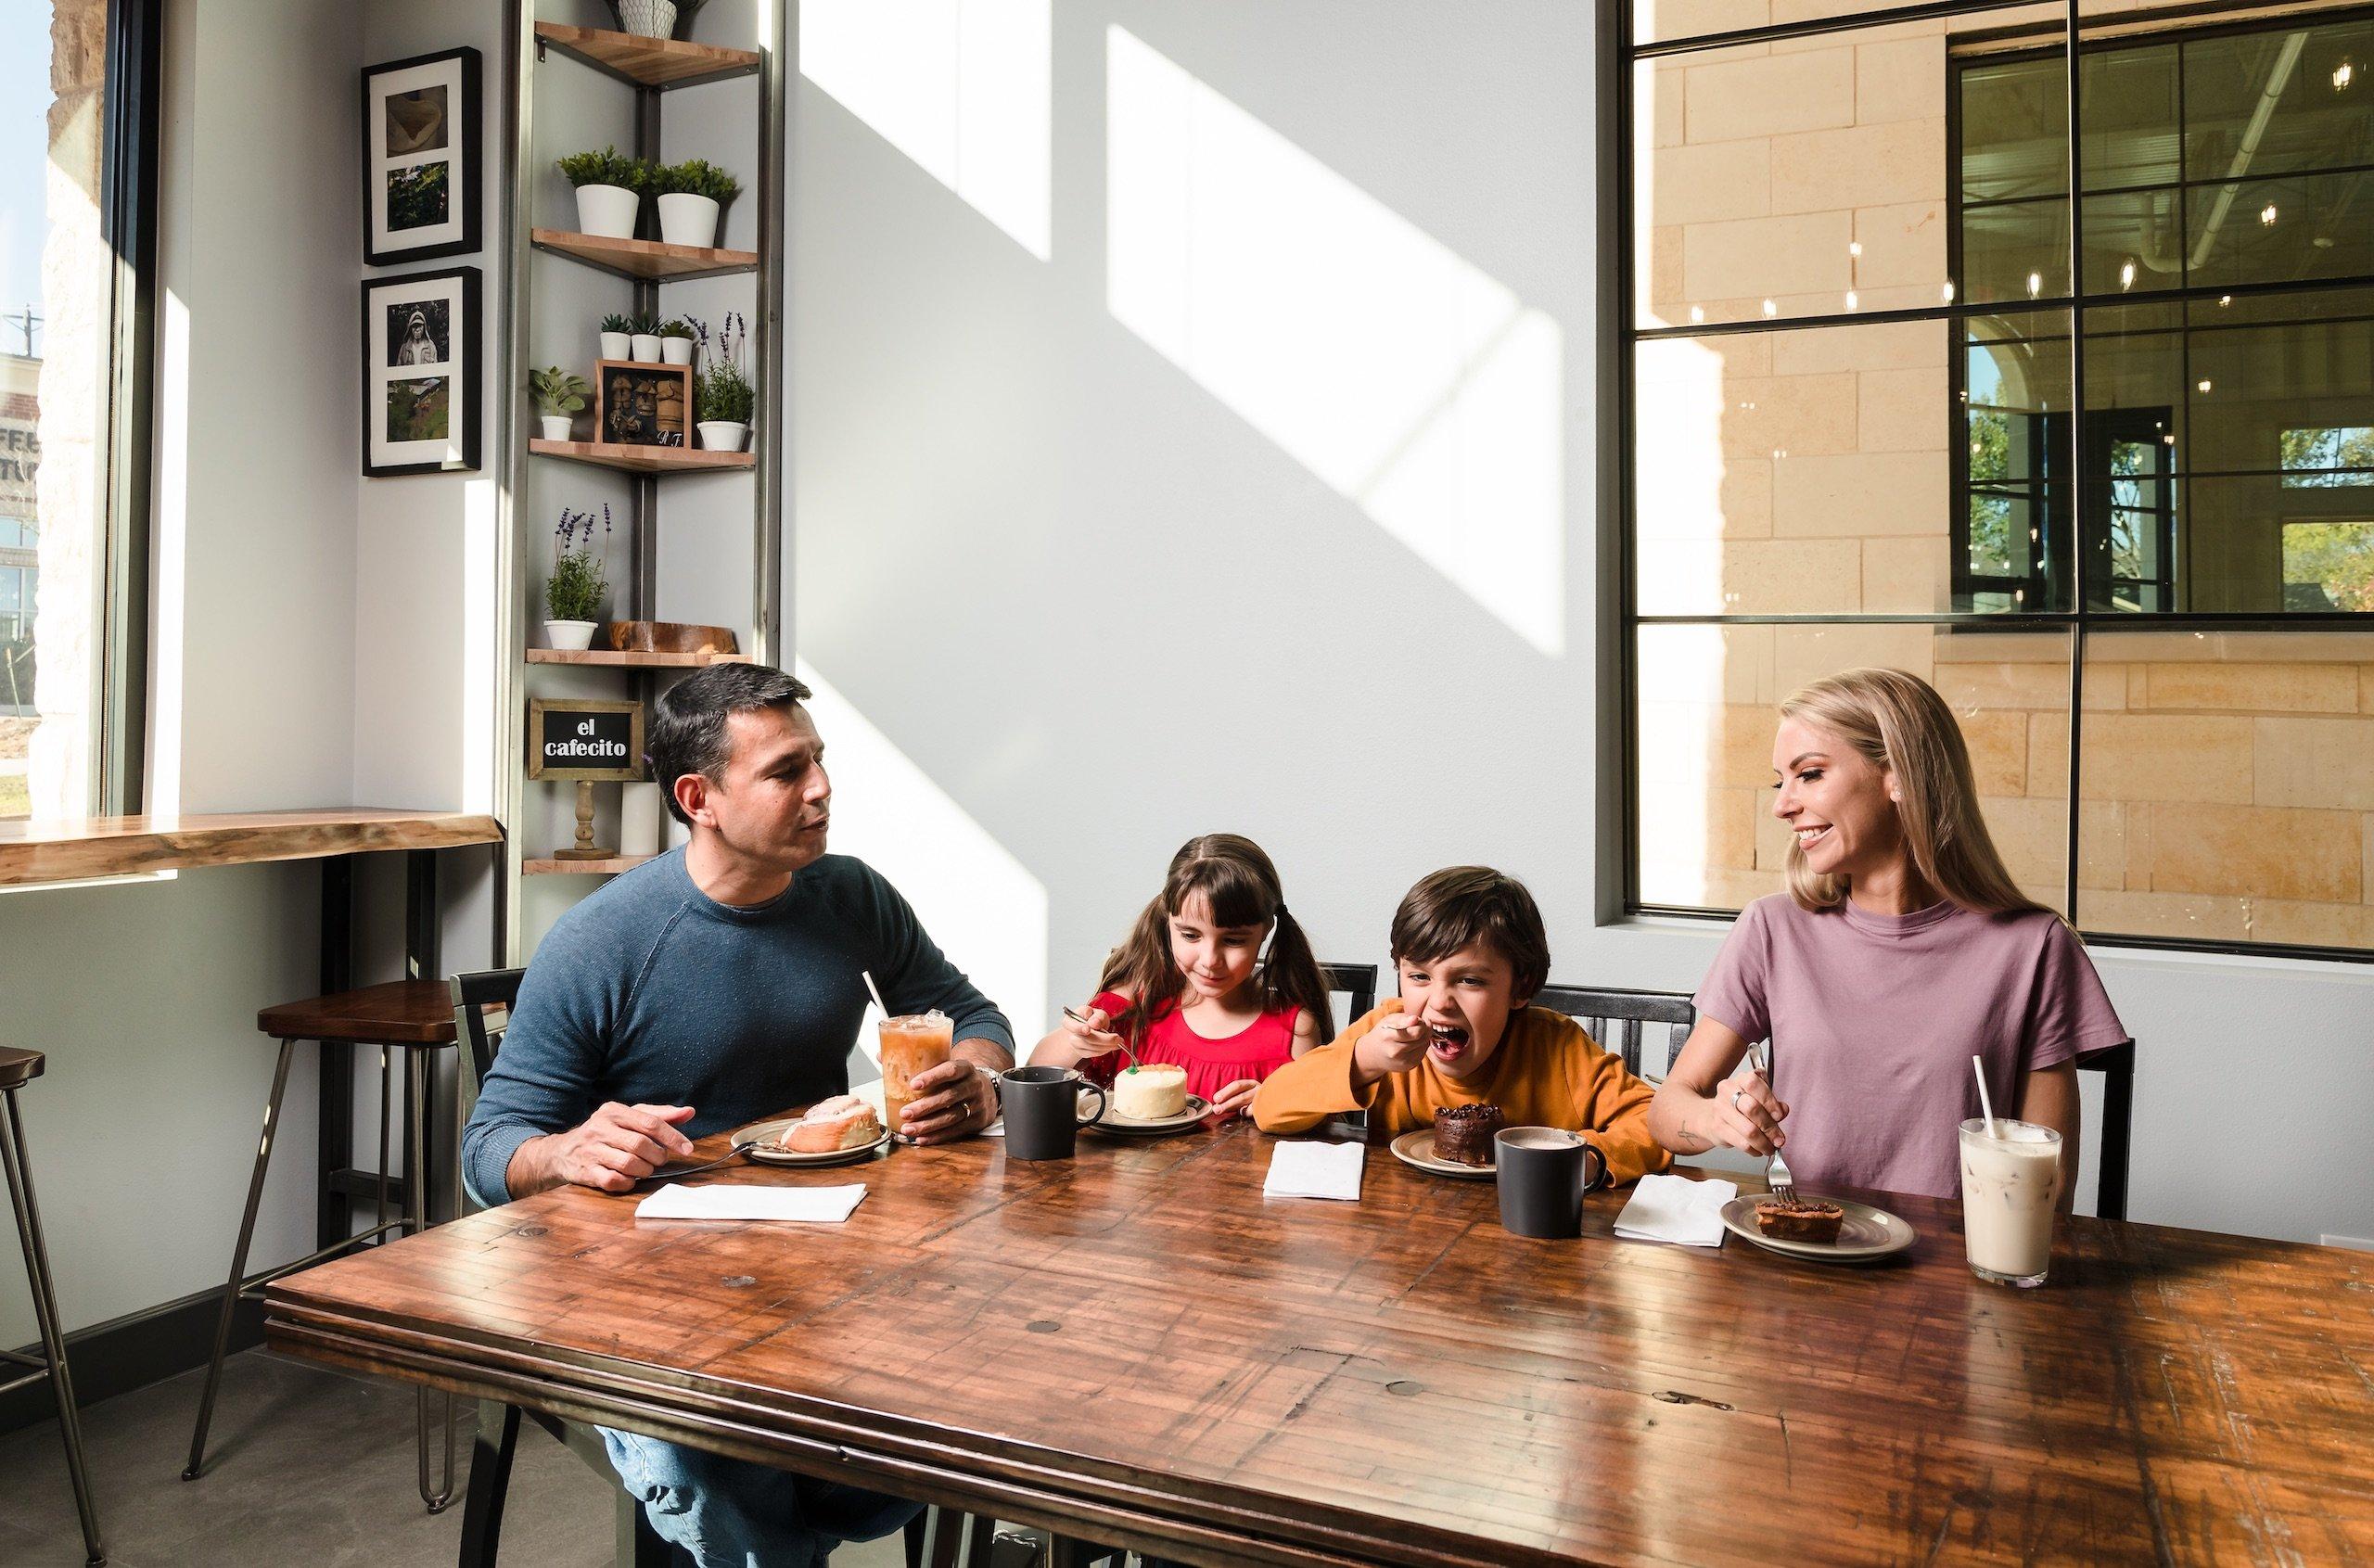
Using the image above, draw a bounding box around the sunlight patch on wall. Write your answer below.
[800,0,1052,261]
[796,657,1049,1057]
[1105,26,1564,655]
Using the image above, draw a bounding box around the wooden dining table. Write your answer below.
[264,1115,2374,1566]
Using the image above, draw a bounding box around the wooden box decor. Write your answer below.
[594,359,693,449]
[606,621,738,656]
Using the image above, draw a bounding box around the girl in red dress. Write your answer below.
[1030,834,1334,1121]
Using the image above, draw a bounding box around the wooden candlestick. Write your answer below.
[551,780,615,860]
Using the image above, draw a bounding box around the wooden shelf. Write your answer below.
[1,809,502,889]
[534,22,760,90]
[527,648,747,668]
[530,439,755,475]
[524,855,657,876]
[530,228,758,281]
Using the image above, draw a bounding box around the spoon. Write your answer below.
[1064,1005,1138,1067]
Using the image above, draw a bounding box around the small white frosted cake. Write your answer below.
[1111,1063,1188,1120]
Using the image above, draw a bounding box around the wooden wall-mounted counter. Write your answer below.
[0,809,504,888]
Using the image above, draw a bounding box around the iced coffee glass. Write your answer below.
[1958,1117,2062,1287]
[879,1011,954,1138]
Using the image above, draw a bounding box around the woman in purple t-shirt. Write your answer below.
[1648,669,2128,1203]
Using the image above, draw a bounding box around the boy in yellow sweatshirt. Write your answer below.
[1253,867,1670,1188]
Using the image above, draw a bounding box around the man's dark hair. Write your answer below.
[646,662,813,825]
[1388,866,1551,1002]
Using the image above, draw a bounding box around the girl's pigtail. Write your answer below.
[1261,905,1336,1042]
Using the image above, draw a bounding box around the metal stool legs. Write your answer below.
[185,1038,450,1508]
[1,1083,107,1566]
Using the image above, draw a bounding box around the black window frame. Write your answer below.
[1615,0,2374,965]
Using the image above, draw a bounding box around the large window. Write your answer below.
[1,0,156,820]
[1625,3,2374,957]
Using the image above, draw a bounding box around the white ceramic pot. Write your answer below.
[696,421,748,453]
[543,619,598,651]
[630,334,662,363]
[660,336,696,365]
[573,183,638,239]
[598,330,631,360]
[619,782,666,858]
[657,192,721,249]
[616,0,677,38]
[538,414,573,440]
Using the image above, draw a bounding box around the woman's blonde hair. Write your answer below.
[1779,667,2045,917]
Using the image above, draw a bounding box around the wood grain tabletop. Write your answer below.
[264,1116,2374,1566]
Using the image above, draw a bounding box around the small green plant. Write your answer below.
[546,504,611,622]
[656,158,741,204]
[696,362,754,425]
[529,365,591,416]
[657,318,696,339]
[600,312,631,334]
[555,146,642,190]
[627,312,662,336]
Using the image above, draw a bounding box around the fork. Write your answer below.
[1749,1044,1797,1204]
[635,1141,759,1187]
[1064,1005,1138,1068]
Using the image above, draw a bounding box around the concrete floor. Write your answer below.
[0,1348,909,1567]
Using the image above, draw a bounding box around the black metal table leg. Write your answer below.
[317,855,354,1253]
[454,1400,519,1568]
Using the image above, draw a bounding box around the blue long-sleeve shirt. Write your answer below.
[461,848,1013,1206]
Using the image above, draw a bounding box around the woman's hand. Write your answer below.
[1650,1015,1791,1158]
[1206,1077,1259,1122]
[1702,1069,1789,1156]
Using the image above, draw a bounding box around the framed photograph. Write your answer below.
[594,360,693,450]
[363,266,481,477]
[362,46,481,265]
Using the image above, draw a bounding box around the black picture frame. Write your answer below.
[361,45,481,266]
[362,265,481,477]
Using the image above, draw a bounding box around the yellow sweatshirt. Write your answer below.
[1251,1001,1672,1187]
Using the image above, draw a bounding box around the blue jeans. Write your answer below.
[602,1426,923,1568]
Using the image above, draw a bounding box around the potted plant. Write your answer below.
[610,0,686,40]
[544,504,611,650]
[599,312,632,361]
[529,365,591,441]
[658,318,698,366]
[628,312,663,363]
[655,159,740,249]
[557,146,642,239]
[695,314,753,452]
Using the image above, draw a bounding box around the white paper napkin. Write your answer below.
[635,1183,867,1223]
[1263,1140,1365,1201]
[1613,1173,1738,1247]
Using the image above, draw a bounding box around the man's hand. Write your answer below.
[512,1103,696,1195]
[1350,1013,1430,1088]
[898,1057,1001,1144]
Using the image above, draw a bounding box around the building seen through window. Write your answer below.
[1628,2,2374,955]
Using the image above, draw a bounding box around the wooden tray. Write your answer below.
[606,621,739,656]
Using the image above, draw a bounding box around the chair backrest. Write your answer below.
[1530,984,1695,1081]
[448,967,524,1086]
[2075,1039,2134,1222]
[1319,962,1378,1033]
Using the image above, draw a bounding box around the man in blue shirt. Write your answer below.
[463,662,1012,1566]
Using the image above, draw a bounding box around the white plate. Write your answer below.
[1084,1093,1210,1136]
[732,1116,893,1169]
[1717,1193,1917,1263]
[1387,1128,1497,1180]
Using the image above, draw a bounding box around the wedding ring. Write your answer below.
[1730,1089,1746,1112]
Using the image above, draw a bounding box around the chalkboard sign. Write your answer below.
[528,698,645,782]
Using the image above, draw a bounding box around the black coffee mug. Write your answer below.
[1495,1127,1595,1239]
[1000,1066,1108,1160]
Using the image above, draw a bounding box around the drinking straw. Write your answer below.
[1972,1054,1998,1140]
[862,969,889,1016]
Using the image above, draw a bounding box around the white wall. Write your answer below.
[790,0,2374,1246]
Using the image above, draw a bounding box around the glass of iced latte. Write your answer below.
[878,1011,954,1138]
[1958,1117,2062,1287]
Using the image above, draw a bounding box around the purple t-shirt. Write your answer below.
[1692,895,2128,1200]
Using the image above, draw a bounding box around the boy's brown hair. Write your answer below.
[1388,867,1551,1002]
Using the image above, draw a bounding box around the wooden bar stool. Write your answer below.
[1,1047,107,1566]
[181,980,460,1510]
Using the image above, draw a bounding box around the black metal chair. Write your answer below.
[446,968,991,1568]
[2,1047,106,1567]
[2076,1039,2135,1221]
[1531,985,1695,1081]
[1319,962,1378,1031]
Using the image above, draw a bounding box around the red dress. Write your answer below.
[1079,989,1301,1103]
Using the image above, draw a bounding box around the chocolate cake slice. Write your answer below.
[1755,1196,1844,1243]
[1432,1103,1505,1166]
